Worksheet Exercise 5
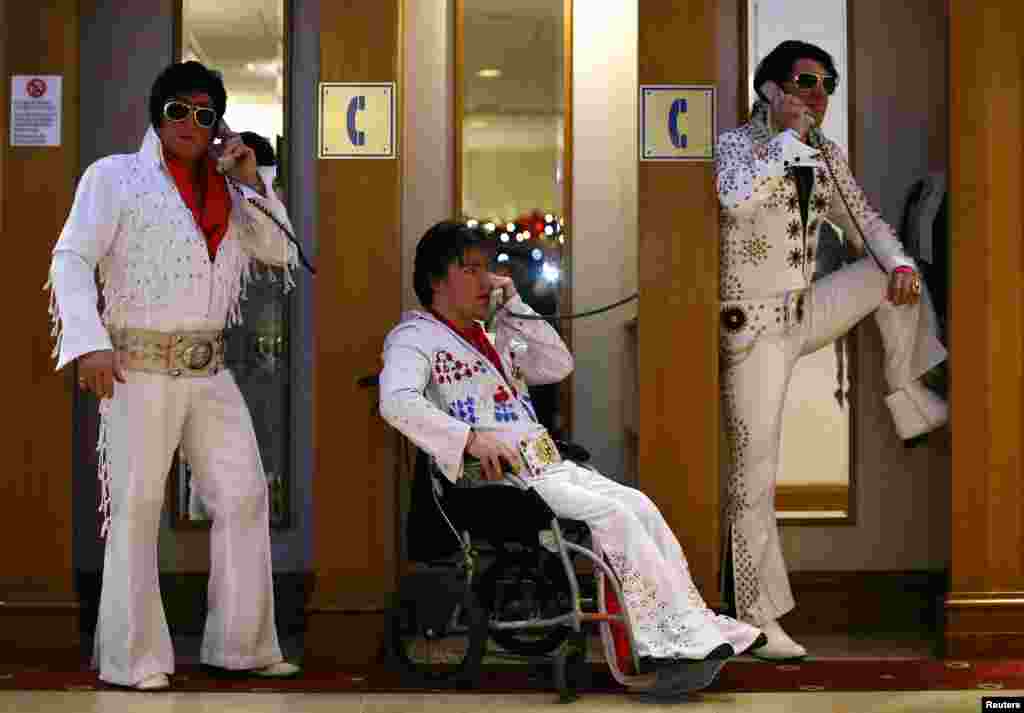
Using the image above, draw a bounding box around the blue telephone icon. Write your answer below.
[668,98,688,149]
[347,95,367,147]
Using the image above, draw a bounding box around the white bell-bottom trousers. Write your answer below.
[720,257,947,625]
[93,369,283,686]
[531,461,762,660]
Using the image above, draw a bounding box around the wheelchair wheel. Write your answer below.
[479,550,572,656]
[386,573,490,687]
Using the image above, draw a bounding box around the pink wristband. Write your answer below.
[893,266,914,275]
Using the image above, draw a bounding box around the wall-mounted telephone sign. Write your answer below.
[319,82,396,159]
[639,85,716,162]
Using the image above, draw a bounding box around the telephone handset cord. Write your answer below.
[225,176,317,275]
[498,292,639,322]
[807,130,889,276]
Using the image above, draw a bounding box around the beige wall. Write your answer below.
[401,0,453,312]
[780,0,950,571]
[569,1,638,477]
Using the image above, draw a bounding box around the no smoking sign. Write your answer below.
[26,78,48,99]
[11,75,62,147]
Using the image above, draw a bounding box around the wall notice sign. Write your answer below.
[11,75,62,147]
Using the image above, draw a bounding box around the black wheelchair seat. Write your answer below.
[408,454,550,563]
[405,443,588,563]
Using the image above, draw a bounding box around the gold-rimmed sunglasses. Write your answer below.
[162,99,219,129]
[788,72,838,95]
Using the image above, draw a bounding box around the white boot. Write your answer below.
[749,619,807,660]
[885,379,948,440]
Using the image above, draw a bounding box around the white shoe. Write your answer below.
[748,619,806,660]
[134,673,170,691]
[251,661,301,678]
[885,379,948,440]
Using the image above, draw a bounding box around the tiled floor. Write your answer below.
[0,689,1016,712]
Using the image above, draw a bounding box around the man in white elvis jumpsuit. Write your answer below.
[380,221,766,692]
[47,61,299,690]
[716,41,948,659]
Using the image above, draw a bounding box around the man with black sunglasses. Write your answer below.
[715,40,948,660]
[45,61,299,690]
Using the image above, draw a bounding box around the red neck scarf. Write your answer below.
[430,310,511,387]
[165,154,231,261]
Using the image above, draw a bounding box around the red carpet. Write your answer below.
[1,659,1022,694]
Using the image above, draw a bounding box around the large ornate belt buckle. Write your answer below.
[183,340,215,370]
[518,433,562,478]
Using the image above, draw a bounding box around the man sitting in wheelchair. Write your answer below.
[379,220,764,679]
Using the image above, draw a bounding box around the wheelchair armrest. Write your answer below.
[554,440,590,464]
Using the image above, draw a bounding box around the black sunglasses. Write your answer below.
[789,72,838,95]
[162,100,218,129]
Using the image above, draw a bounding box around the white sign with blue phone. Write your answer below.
[639,84,716,162]
[318,82,397,160]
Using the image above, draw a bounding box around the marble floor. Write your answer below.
[0,689,1017,713]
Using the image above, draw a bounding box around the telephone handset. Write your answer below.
[485,287,504,331]
[211,119,238,175]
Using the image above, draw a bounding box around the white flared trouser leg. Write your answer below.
[94,371,282,686]
[722,257,947,626]
[94,373,188,687]
[532,462,758,659]
[182,371,283,670]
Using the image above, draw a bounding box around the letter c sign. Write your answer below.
[640,85,714,161]
[319,82,396,159]
[668,98,688,149]
[347,95,367,147]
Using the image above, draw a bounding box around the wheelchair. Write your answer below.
[384,439,723,702]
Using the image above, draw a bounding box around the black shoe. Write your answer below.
[640,643,734,671]
[920,362,948,400]
[642,657,730,699]
[904,433,929,449]
[741,633,768,655]
[706,643,735,660]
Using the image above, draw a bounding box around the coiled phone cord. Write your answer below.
[808,130,888,277]
[226,176,318,275]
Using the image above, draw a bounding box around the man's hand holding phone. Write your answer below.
[488,273,518,302]
[211,121,265,196]
[465,429,520,481]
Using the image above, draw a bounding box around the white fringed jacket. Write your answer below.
[47,126,297,371]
